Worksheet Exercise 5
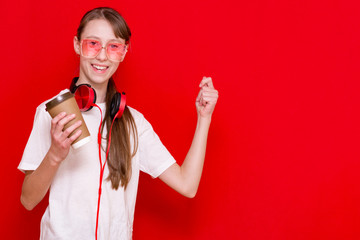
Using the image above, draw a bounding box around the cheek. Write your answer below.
[110,62,120,72]
[78,58,93,75]
[79,58,89,69]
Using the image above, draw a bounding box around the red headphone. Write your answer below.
[70,77,126,119]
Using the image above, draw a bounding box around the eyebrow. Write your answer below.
[84,35,124,44]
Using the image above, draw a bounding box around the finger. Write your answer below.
[201,95,218,104]
[201,89,219,102]
[196,88,203,103]
[201,88,218,98]
[56,113,76,132]
[62,120,82,138]
[61,136,75,149]
[67,129,82,144]
[200,87,218,95]
[197,87,217,99]
[197,90,209,107]
[53,114,77,143]
[51,112,66,134]
[199,96,208,107]
[199,77,214,89]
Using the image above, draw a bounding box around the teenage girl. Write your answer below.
[19,7,218,239]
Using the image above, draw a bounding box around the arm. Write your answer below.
[20,113,82,210]
[159,77,218,198]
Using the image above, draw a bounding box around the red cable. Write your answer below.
[93,104,102,240]
[93,104,118,240]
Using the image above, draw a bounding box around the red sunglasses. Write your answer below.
[80,39,127,62]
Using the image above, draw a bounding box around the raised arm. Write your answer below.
[20,113,82,210]
[159,77,218,198]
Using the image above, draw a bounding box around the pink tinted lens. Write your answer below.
[106,42,126,61]
[81,39,101,58]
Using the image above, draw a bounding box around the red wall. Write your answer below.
[2,0,360,239]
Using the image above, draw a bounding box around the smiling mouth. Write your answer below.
[91,64,109,71]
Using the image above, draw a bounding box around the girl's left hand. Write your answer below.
[196,77,219,119]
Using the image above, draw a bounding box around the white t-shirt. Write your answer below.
[18,89,176,240]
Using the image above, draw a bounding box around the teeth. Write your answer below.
[92,65,107,70]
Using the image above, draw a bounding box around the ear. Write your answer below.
[73,36,81,55]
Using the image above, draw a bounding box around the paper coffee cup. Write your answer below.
[45,91,91,149]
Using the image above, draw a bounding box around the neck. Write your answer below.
[92,84,107,103]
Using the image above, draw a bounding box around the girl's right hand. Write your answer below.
[48,112,82,164]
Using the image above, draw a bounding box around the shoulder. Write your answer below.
[127,106,154,135]
[127,106,147,127]
[127,106,144,120]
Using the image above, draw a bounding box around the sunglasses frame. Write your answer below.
[80,38,128,62]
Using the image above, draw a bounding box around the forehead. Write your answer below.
[81,19,125,44]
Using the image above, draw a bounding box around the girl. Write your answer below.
[19,7,218,240]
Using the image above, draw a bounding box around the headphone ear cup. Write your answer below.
[74,84,97,111]
[110,92,126,119]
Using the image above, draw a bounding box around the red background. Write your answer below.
[1,0,360,239]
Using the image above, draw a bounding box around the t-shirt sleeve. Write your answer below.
[138,114,176,178]
[18,104,52,172]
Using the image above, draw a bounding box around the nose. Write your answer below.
[96,46,107,61]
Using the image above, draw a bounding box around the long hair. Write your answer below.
[77,7,138,189]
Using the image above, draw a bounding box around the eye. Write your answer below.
[85,40,100,47]
[109,44,120,49]
[89,41,97,45]
[108,42,126,52]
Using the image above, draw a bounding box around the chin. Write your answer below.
[91,76,112,85]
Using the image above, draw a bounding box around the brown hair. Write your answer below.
[77,7,138,189]
[77,7,131,44]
